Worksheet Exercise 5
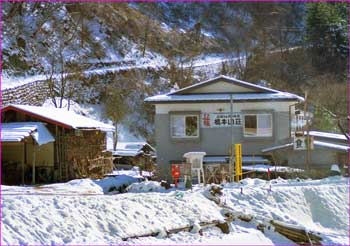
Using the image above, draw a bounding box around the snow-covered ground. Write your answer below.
[1,175,348,245]
[222,176,349,245]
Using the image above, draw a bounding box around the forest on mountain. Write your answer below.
[2,2,349,143]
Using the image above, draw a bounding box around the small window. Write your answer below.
[244,114,272,137]
[171,115,199,138]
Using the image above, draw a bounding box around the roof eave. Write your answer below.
[2,105,74,129]
[168,75,281,95]
[145,98,303,104]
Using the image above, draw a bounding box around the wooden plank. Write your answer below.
[271,220,322,244]
[203,186,323,245]
[121,219,232,241]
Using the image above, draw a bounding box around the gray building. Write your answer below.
[145,75,308,180]
[262,131,349,170]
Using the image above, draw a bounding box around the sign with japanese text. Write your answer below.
[201,113,242,128]
[293,136,314,150]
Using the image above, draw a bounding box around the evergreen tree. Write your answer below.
[306,2,349,73]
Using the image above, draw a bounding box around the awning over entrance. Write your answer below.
[1,122,55,145]
[203,155,270,164]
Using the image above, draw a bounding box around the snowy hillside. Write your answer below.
[1,176,348,245]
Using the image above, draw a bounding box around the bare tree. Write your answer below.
[103,74,139,150]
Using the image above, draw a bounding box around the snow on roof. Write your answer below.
[307,131,348,141]
[145,75,304,103]
[1,122,55,146]
[169,75,281,95]
[145,92,302,103]
[261,143,294,153]
[112,142,155,157]
[314,140,349,152]
[242,164,303,173]
[262,141,349,153]
[2,104,114,131]
[116,142,155,151]
[203,156,270,164]
[113,150,142,157]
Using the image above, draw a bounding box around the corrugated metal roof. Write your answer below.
[112,142,156,157]
[2,104,114,131]
[145,92,302,103]
[203,156,270,164]
[168,75,283,95]
[1,122,55,145]
[314,140,349,152]
[262,140,349,153]
[307,131,348,141]
[145,75,304,103]
[113,150,142,157]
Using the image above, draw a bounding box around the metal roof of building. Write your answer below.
[203,155,270,164]
[1,122,55,146]
[2,104,114,131]
[262,140,349,153]
[112,142,156,157]
[145,92,302,103]
[145,75,304,103]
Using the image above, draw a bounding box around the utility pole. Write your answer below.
[230,94,235,182]
[304,91,310,173]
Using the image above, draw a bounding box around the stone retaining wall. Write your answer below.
[2,80,50,106]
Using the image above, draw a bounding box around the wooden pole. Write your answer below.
[32,145,36,185]
[56,125,61,181]
[22,142,25,185]
[304,91,310,173]
[63,128,67,181]
[230,94,235,182]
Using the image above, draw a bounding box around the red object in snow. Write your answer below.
[171,164,181,178]
[267,168,271,180]
[171,164,181,188]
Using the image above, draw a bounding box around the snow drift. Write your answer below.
[1,176,348,245]
[221,176,349,244]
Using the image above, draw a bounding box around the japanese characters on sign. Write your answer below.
[201,113,242,128]
[293,136,314,150]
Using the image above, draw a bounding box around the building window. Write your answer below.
[244,114,272,137]
[171,115,199,138]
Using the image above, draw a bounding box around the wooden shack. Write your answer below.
[2,122,55,184]
[113,142,156,171]
[1,104,115,184]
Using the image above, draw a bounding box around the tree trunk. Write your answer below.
[113,123,118,151]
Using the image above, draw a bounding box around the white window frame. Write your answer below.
[243,113,273,137]
[170,114,199,138]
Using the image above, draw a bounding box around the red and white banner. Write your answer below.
[201,113,242,128]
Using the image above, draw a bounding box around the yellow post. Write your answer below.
[235,144,242,182]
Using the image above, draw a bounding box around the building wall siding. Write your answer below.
[156,102,294,114]
[286,149,337,167]
[155,109,291,180]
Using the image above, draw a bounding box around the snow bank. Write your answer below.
[221,176,349,244]
[2,176,347,245]
[127,222,292,245]
[127,181,166,193]
[1,175,141,195]
[1,190,224,244]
